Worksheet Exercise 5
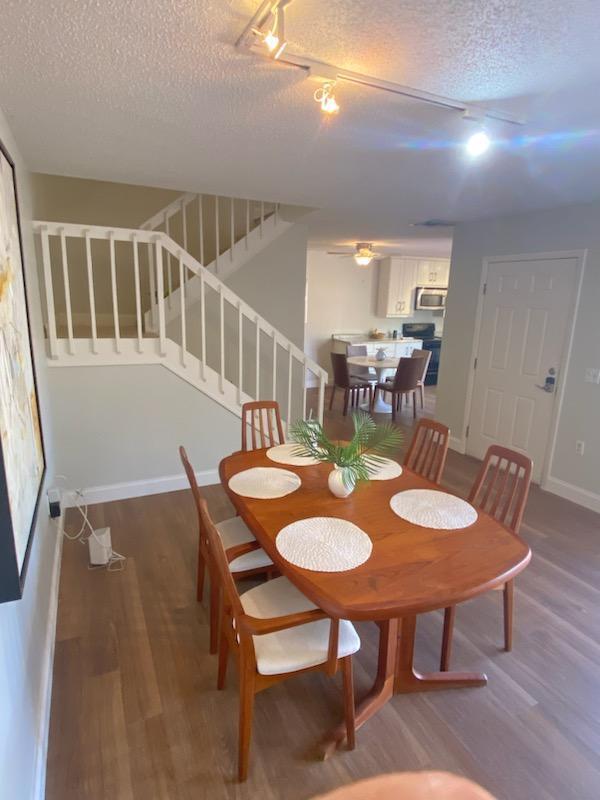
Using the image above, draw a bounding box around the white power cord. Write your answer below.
[54,475,126,572]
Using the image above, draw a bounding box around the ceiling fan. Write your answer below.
[327,242,384,267]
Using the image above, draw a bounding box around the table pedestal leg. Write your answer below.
[318,618,398,758]
[394,615,487,693]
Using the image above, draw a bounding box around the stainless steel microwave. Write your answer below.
[415,286,447,310]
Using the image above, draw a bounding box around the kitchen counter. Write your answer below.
[332,335,421,345]
[331,335,422,359]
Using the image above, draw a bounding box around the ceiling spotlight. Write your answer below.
[252,4,287,59]
[466,130,491,157]
[354,243,376,267]
[314,82,340,114]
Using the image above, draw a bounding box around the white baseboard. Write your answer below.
[62,469,219,507]
[448,435,466,454]
[32,519,64,800]
[542,476,600,514]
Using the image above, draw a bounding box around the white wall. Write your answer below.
[0,109,61,799]
[305,250,444,377]
[437,201,600,507]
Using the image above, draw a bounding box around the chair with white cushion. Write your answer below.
[179,446,274,654]
[197,497,359,782]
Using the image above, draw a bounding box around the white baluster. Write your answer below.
[219,286,225,393]
[215,195,220,274]
[109,232,121,353]
[84,231,98,354]
[260,200,264,238]
[179,253,186,366]
[59,229,74,354]
[181,198,188,253]
[199,194,205,265]
[147,242,156,330]
[246,199,250,250]
[200,273,206,380]
[287,344,293,436]
[132,234,143,353]
[165,211,173,304]
[302,359,308,420]
[318,371,326,424]
[237,302,243,405]
[255,316,260,399]
[272,332,277,401]
[154,239,166,355]
[230,197,235,261]
[40,227,58,358]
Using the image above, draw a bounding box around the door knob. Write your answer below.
[536,368,557,394]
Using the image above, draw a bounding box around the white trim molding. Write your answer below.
[542,476,600,515]
[62,469,219,508]
[448,435,466,454]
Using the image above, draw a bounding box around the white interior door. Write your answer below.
[467,255,579,482]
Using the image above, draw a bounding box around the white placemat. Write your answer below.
[266,443,321,467]
[228,467,301,499]
[369,458,403,481]
[276,517,373,572]
[389,489,478,530]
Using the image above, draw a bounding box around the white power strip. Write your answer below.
[88,526,112,566]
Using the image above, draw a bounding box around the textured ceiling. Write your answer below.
[2,0,600,254]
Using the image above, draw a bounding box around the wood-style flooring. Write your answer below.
[45,388,600,800]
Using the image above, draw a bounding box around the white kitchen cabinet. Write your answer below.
[377,258,419,317]
[416,258,450,287]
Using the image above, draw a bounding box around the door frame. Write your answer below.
[462,249,587,487]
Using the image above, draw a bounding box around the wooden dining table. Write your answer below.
[219,448,531,756]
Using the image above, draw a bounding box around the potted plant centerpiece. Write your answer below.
[290,411,402,498]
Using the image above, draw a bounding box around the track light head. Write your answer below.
[252,3,288,59]
[466,130,491,157]
[314,82,340,114]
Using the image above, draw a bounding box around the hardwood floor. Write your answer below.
[45,387,600,799]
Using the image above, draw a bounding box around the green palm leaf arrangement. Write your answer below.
[289,411,403,489]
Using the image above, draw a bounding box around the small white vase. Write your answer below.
[328,465,355,498]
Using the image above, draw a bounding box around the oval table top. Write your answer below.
[219,448,531,622]
[347,355,400,370]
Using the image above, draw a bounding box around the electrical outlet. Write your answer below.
[576,440,585,456]
[584,367,600,384]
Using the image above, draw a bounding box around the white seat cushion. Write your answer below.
[240,577,360,676]
[215,516,273,573]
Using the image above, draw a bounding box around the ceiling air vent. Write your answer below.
[411,219,456,228]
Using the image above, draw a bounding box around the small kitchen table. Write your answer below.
[347,354,400,413]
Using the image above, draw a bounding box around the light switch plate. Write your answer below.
[584,367,600,384]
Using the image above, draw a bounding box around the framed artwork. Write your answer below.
[0,136,46,603]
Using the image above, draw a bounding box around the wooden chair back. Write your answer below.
[389,357,423,392]
[330,352,352,388]
[241,401,285,451]
[411,348,432,383]
[469,445,533,533]
[179,445,211,581]
[404,419,450,484]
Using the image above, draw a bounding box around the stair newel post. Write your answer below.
[272,331,277,403]
[132,233,143,354]
[318,370,326,425]
[59,228,74,354]
[154,237,167,356]
[109,231,121,354]
[179,251,186,366]
[302,358,308,421]
[255,315,260,400]
[198,194,205,266]
[39,225,58,359]
[215,195,220,274]
[200,272,206,381]
[84,230,98,354]
[219,285,225,394]
[230,197,235,262]
[237,301,243,406]
[286,344,293,437]
[181,198,188,255]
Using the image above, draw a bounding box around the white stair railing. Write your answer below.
[34,221,326,427]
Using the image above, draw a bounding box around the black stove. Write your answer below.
[402,323,442,386]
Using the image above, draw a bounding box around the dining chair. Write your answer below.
[440,445,533,670]
[241,400,285,451]
[347,344,376,383]
[198,496,359,781]
[372,357,422,421]
[404,419,450,484]
[410,348,432,408]
[179,446,274,654]
[329,352,372,415]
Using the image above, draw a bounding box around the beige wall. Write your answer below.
[305,250,444,378]
[437,201,600,504]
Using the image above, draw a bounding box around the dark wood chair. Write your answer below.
[179,446,274,654]
[197,495,359,781]
[440,445,533,670]
[347,344,375,383]
[404,419,450,484]
[372,357,422,421]
[241,401,285,451]
[411,348,432,408]
[329,352,372,415]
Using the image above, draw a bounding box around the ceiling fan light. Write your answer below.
[466,130,491,157]
[354,254,373,267]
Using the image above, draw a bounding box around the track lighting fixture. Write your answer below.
[466,130,491,157]
[314,82,339,115]
[252,2,288,59]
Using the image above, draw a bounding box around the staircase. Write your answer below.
[34,193,326,429]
